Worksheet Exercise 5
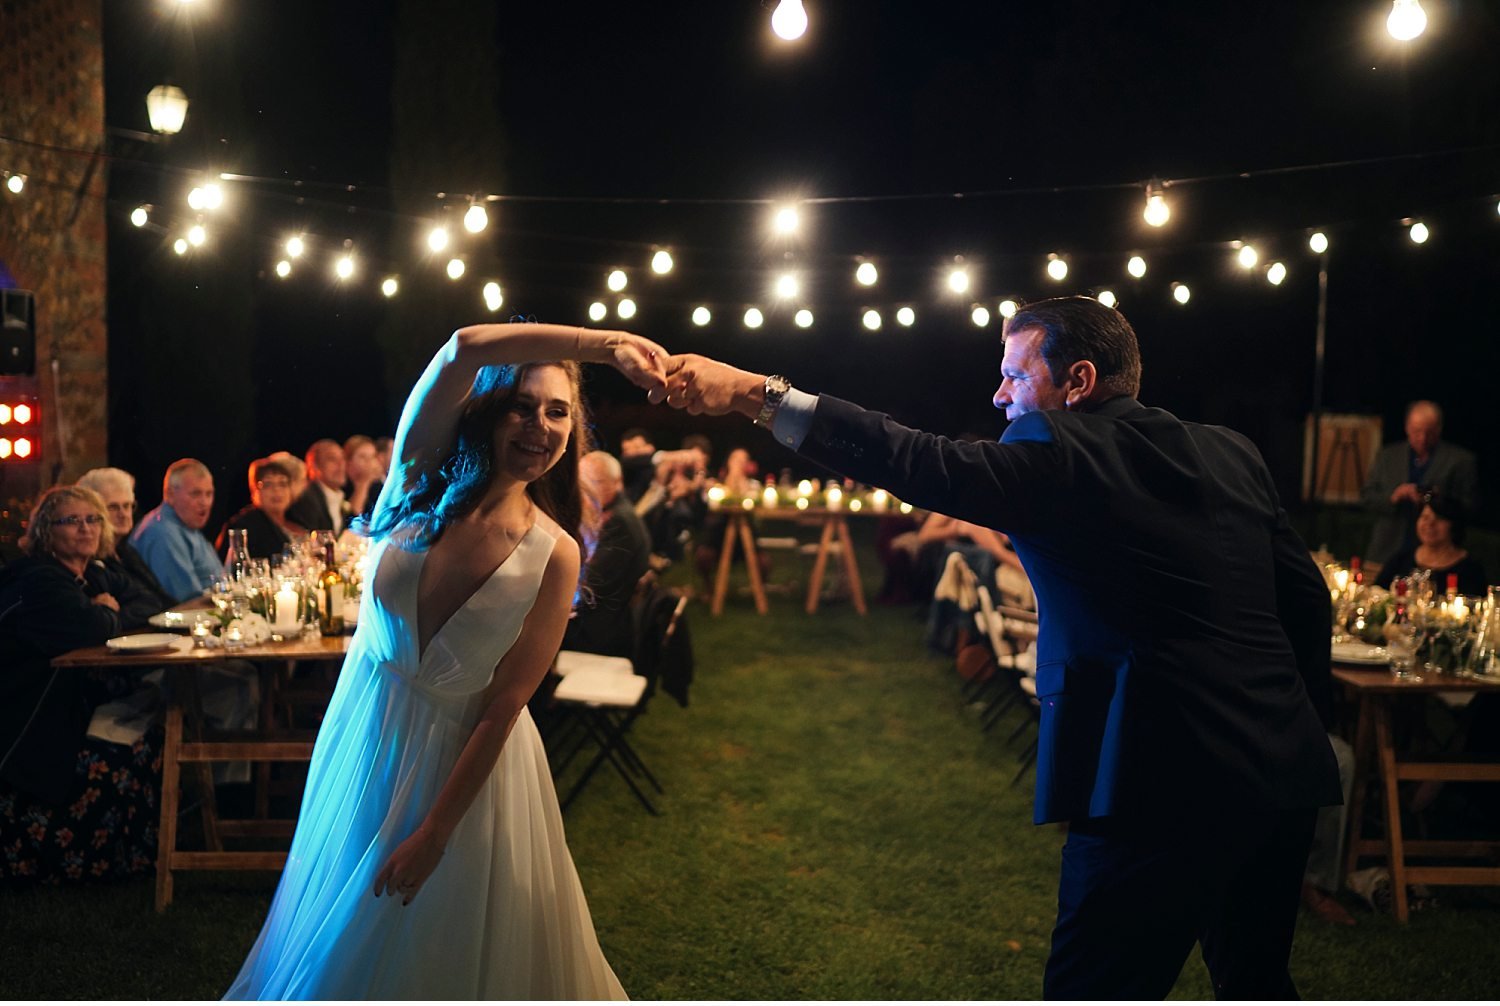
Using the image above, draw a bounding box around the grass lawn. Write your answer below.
[4,554,1499,998]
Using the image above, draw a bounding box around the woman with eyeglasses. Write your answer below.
[0,485,164,886]
[215,457,309,560]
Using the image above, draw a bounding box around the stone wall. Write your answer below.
[0,0,108,494]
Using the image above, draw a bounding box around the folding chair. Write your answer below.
[550,581,688,814]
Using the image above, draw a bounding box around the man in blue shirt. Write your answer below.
[131,458,223,603]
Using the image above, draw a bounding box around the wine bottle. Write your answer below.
[319,539,345,636]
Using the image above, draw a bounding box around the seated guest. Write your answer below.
[76,466,173,615]
[1374,493,1487,596]
[374,435,394,483]
[643,434,710,561]
[216,457,308,560]
[286,439,349,534]
[0,486,164,886]
[693,447,772,592]
[563,451,652,658]
[130,458,222,603]
[619,427,660,503]
[342,435,384,520]
[267,450,308,499]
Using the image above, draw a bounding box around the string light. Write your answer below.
[381,276,399,297]
[446,258,465,280]
[855,261,878,286]
[794,309,814,329]
[483,281,503,312]
[617,298,637,320]
[1171,282,1191,305]
[692,306,711,326]
[862,309,882,331]
[775,273,800,299]
[1266,262,1287,286]
[1308,231,1329,254]
[1097,290,1118,309]
[651,250,674,274]
[607,269,628,292]
[588,301,607,322]
[998,299,1018,319]
[187,224,207,246]
[463,203,488,233]
[1142,180,1170,227]
[947,266,970,294]
[130,206,149,227]
[971,305,991,327]
[744,307,765,329]
[896,306,916,327]
[1236,244,1259,269]
[173,238,188,255]
[285,235,305,258]
[1387,0,1427,41]
[427,226,450,253]
[772,204,800,236]
[1127,255,1147,278]
[1046,254,1068,281]
[771,0,809,41]
[3,174,22,195]
[1408,220,1430,244]
[334,254,355,280]
[275,260,292,279]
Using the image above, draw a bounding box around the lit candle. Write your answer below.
[826,485,843,509]
[707,485,726,509]
[224,622,245,649]
[1333,569,1350,593]
[795,496,810,511]
[797,479,814,497]
[871,488,889,511]
[273,584,300,634]
[848,498,862,512]
[741,497,755,511]
[762,484,778,507]
[899,502,913,515]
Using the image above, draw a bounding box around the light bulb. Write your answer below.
[947,268,970,294]
[1387,0,1427,41]
[187,186,206,210]
[998,299,1018,319]
[862,309,882,331]
[483,282,503,312]
[1308,231,1329,254]
[335,255,355,280]
[1097,290,1117,309]
[187,224,207,246]
[1408,221,1430,244]
[971,306,991,327]
[775,273,799,299]
[771,0,808,41]
[131,206,149,227]
[744,307,764,329]
[1172,282,1191,305]
[5,174,25,194]
[201,183,223,209]
[794,309,814,329]
[1265,262,1286,286]
[1127,255,1147,278]
[173,238,188,255]
[855,261,878,286]
[1237,244,1259,269]
[772,204,800,235]
[617,298,637,320]
[588,301,608,322]
[896,306,915,327]
[427,226,450,252]
[381,276,399,297]
[692,306,711,327]
[464,203,488,233]
[651,250,674,274]
[1046,255,1068,281]
[1143,183,1170,227]
[446,258,465,280]
[607,269,628,292]
[286,235,305,258]
[275,260,292,279]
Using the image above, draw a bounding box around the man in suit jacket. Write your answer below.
[650,296,1341,998]
[564,450,652,658]
[286,439,350,534]
[1359,400,1479,567]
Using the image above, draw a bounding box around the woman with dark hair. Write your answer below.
[1374,493,1487,596]
[216,457,308,560]
[225,322,665,1000]
[0,486,162,886]
[342,434,384,519]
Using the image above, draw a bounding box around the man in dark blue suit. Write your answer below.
[651,296,1342,998]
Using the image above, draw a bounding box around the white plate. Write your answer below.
[105,633,184,653]
[149,609,208,630]
[1332,641,1390,666]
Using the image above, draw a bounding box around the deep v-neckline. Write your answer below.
[412,518,538,664]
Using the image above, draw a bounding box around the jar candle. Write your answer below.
[272,584,300,634]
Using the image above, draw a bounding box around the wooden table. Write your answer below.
[709,506,873,616]
[53,634,350,910]
[1336,665,1500,921]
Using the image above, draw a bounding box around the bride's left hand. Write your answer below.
[609,333,670,396]
[372,825,445,906]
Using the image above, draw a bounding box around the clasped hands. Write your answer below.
[613,335,764,418]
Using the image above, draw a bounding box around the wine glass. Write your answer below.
[1385,618,1421,680]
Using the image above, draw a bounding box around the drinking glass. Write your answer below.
[1385,620,1420,680]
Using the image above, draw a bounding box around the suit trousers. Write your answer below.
[1043,806,1319,1000]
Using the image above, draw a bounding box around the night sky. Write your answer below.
[100,1,1500,529]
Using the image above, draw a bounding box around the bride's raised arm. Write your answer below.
[372,323,667,519]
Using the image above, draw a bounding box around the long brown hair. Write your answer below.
[359,361,599,579]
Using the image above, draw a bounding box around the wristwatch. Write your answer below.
[756,374,791,428]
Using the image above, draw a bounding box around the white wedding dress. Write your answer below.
[225,512,625,1000]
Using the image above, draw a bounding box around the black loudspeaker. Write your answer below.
[0,289,36,376]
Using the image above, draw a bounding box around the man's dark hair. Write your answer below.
[621,427,652,445]
[680,433,713,457]
[1004,295,1142,400]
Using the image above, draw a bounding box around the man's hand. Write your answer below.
[654,354,766,418]
[1391,482,1423,505]
[609,333,671,399]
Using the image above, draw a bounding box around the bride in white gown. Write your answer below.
[225,322,666,1000]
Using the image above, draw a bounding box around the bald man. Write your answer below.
[1360,400,1479,566]
[564,451,652,658]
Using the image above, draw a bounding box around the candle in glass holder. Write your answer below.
[871,488,889,511]
[795,496,809,511]
[707,485,726,510]
[741,497,755,511]
[272,583,300,634]
[826,485,843,509]
[848,498,862,512]
[762,484,778,508]
[797,479,813,498]
[224,622,245,650]
[191,618,213,648]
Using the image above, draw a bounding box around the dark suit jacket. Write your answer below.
[563,500,651,658]
[286,484,343,533]
[798,394,1342,824]
[1360,440,1480,566]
